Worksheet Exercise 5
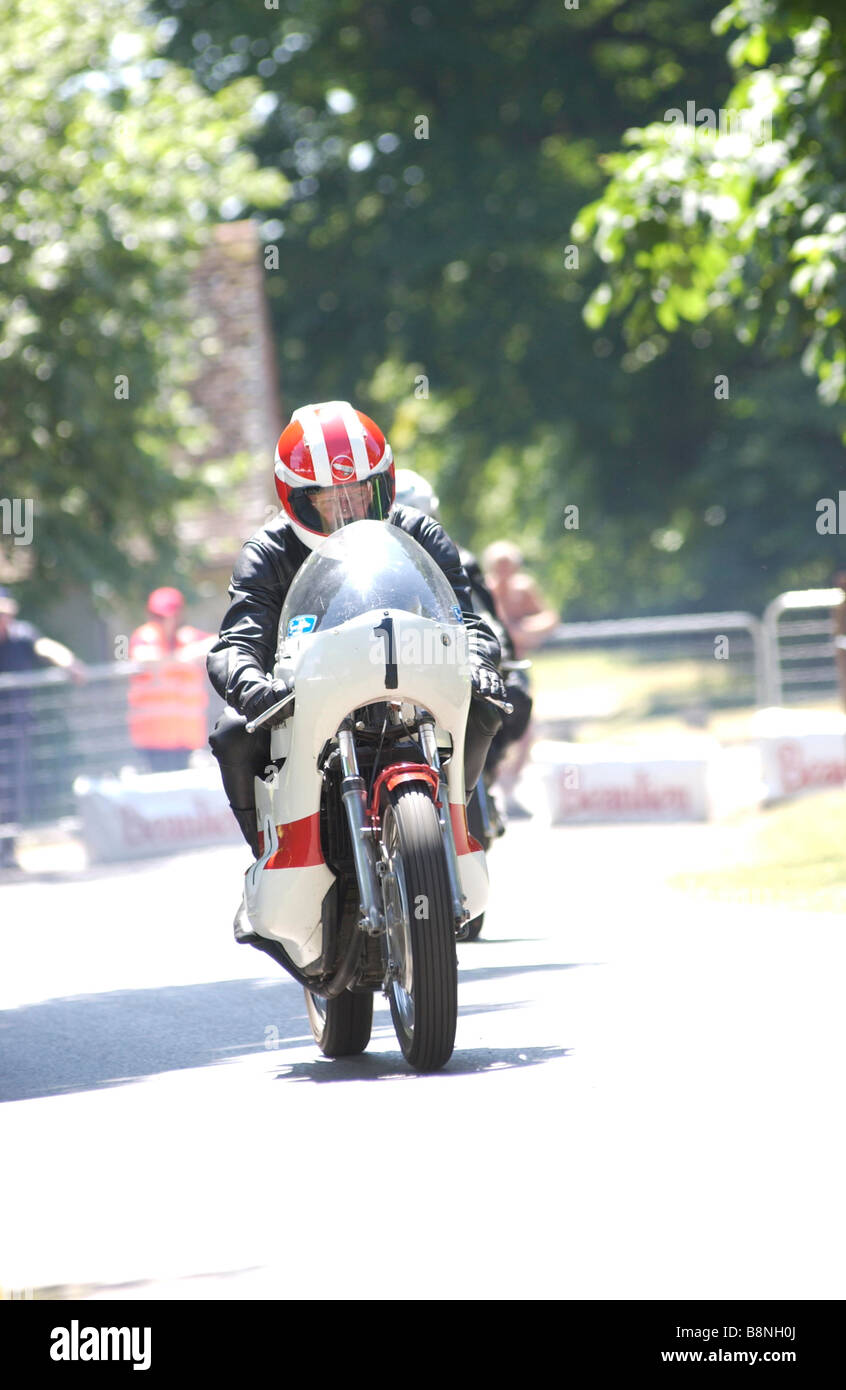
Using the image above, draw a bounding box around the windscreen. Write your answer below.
[279,519,464,643]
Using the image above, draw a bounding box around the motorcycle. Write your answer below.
[235,520,511,1072]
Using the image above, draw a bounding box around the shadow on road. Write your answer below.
[459,961,599,983]
[273,1042,570,1083]
[459,937,548,945]
[0,977,310,1103]
[1,962,587,1103]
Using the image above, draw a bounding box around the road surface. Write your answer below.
[1,791,844,1300]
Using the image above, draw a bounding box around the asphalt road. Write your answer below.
[1,797,844,1300]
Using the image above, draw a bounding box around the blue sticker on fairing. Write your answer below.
[287,614,318,636]
[451,605,462,621]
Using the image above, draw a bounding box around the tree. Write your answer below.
[576,0,846,413]
[149,0,846,614]
[0,0,286,613]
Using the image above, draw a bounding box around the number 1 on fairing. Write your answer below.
[374,616,398,689]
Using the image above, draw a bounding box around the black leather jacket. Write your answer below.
[458,545,515,663]
[207,506,502,714]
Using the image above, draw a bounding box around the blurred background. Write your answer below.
[4,0,846,1305]
[2,0,846,891]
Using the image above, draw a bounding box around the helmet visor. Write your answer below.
[287,474,395,538]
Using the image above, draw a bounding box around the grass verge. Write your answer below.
[669,789,846,912]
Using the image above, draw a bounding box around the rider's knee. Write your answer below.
[468,695,503,740]
[464,698,502,790]
[209,707,253,765]
[502,678,532,742]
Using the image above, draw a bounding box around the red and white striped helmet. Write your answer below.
[274,400,395,550]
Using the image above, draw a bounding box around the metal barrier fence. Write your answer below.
[3,594,843,833]
[0,663,224,834]
[761,588,844,707]
[542,611,766,722]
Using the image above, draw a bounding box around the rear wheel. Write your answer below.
[464,913,485,941]
[380,783,458,1071]
[305,987,373,1057]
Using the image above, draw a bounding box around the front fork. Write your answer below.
[337,718,471,944]
[419,721,471,938]
[337,723,383,936]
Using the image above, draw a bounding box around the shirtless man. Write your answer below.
[482,542,558,816]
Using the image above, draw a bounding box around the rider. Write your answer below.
[207,402,506,858]
[393,469,533,784]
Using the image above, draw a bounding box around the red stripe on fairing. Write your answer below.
[450,802,483,856]
[261,812,324,869]
[317,408,353,470]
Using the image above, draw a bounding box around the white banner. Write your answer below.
[760,734,846,800]
[535,742,710,824]
[75,767,242,862]
[754,708,846,801]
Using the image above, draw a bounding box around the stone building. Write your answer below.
[12,220,283,660]
[178,219,283,633]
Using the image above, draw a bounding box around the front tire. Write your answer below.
[305,987,373,1057]
[380,783,458,1071]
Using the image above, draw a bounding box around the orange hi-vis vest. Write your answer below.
[128,622,211,751]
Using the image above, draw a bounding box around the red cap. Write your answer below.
[147,587,184,617]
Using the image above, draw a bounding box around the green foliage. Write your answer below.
[6,0,844,626]
[577,0,846,412]
[160,0,789,612]
[0,0,286,613]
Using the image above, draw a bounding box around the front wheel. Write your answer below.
[380,784,458,1071]
[305,987,373,1057]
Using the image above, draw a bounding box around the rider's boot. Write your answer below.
[231,805,260,859]
[487,783,507,839]
[230,806,263,946]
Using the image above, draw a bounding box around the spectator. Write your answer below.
[128,588,215,773]
[0,586,86,867]
[482,542,558,817]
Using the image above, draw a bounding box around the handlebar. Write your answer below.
[245,689,296,733]
[483,695,514,715]
[246,685,512,731]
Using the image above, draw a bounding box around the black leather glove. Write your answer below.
[240,677,292,728]
[470,661,508,705]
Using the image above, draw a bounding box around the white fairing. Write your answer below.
[238,521,489,964]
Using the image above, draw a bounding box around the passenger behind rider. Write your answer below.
[392,469,534,796]
[206,402,507,857]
